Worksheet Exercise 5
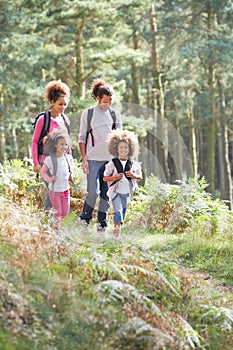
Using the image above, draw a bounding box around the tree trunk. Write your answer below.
[131,29,140,105]
[75,21,85,98]
[186,93,198,178]
[170,99,182,182]
[150,3,169,181]
[0,114,6,164]
[0,85,5,163]
[206,4,216,195]
[217,79,232,209]
[12,127,19,159]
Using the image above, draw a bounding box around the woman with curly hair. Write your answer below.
[78,78,122,232]
[31,79,71,210]
[103,129,142,239]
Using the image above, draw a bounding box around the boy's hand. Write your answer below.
[114,172,123,181]
[124,170,134,178]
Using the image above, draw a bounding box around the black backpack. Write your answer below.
[110,157,133,187]
[32,111,70,156]
[85,107,116,147]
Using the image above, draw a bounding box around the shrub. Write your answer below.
[127,176,233,234]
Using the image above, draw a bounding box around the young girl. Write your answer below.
[41,130,74,231]
[103,130,142,238]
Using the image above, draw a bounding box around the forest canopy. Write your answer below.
[1,0,233,207]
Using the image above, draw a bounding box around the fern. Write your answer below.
[199,305,233,330]
[174,315,202,349]
[123,263,181,299]
[75,251,128,282]
[114,317,174,350]
[98,280,164,319]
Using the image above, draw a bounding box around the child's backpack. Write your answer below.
[110,157,133,187]
[32,111,70,156]
[85,107,116,147]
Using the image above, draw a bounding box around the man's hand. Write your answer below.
[82,159,89,174]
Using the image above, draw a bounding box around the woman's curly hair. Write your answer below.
[45,79,70,103]
[44,129,71,155]
[90,78,114,99]
[108,129,139,158]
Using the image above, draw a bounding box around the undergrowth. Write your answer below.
[0,161,232,349]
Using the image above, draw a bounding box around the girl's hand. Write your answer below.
[50,176,57,183]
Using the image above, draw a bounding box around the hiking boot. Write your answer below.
[79,218,90,227]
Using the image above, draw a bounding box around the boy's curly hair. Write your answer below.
[45,79,70,103]
[44,129,71,155]
[108,129,139,158]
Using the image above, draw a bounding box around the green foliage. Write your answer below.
[0,162,233,349]
[0,158,85,211]
[128,175,233,234]
[0,159,41,206]
[199,305,233,330]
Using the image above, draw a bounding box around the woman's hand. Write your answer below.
[33,164,41,173]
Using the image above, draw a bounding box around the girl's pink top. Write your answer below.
[31,113,67,165]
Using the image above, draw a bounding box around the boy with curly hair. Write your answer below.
[103,129,142,239]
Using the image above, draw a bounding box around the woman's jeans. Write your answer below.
[80,160,110,228]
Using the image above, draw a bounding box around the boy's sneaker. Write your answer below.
[97,223,106,234]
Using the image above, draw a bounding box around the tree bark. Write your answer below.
[186,92,198,178]
[0,115,6,164]
[206,4,216,195]
[75,20,85,98]
[131,29,140,105]
[150,3,169,181]
[217,79,232,209]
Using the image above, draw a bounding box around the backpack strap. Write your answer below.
[85,108,94,148]
[110,158,132,187]
[112,157,123,173]
[64,154,77,192]
[61,113,70,135]
[85,108,117,148]
[109,108,116,130]
[124,159,133,179]
[50,153,58,198]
